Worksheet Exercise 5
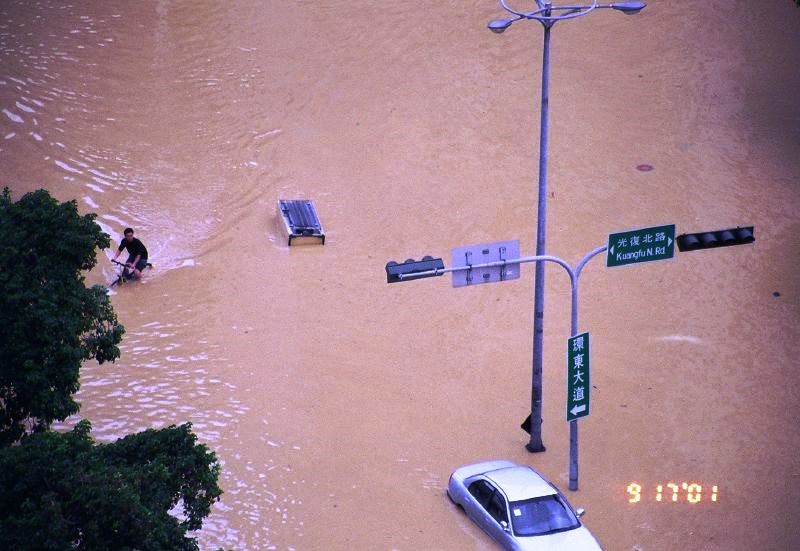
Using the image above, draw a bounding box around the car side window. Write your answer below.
[469,480,509,525]
[487,490,509,525]
[468,480,494,508]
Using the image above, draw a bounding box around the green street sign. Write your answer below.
[567,332,590,422]
[607,224,675,267]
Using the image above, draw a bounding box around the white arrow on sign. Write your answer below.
[668,237,673,247]
[570,404,586,417]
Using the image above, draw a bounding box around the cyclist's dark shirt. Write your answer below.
[118,237,148,259]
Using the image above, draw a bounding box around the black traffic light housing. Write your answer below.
[676,226,754,252]
[386,256,445,283]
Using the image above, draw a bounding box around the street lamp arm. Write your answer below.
[529,5,598,22]
[523,7,550,18]
[575,245,608,279]
[500,0,545,17]
[394,253,575,281]
[499,0,600,22]
[535,2,645,17]
[494,1,645,25]
[395,254,581,296]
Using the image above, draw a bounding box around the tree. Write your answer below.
[0,187,124,445]
[0,420,222,550]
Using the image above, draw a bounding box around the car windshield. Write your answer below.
[509,494,580,537]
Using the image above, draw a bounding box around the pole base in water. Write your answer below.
[525,443,546,453]
[568,480,578,491]
[521,414,546,452]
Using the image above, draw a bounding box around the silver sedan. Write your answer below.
[447,460,602,550]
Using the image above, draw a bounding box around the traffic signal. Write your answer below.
[677,226,754,252]
[385,256,445,283]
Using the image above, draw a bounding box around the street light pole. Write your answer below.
[529,6,552,453]
[488,0,646,454]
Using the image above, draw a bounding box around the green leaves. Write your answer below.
[0,421,222,550]
[81,284,125,364]
[0,188,123,444]
[101,423,223,531]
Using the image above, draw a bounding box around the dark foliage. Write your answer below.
[0,420,222,550]
[0,188,124,445]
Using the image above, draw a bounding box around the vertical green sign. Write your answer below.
[567,332,590,422]
[606,224,675,267]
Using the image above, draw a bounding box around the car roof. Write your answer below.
[484,466,558,502]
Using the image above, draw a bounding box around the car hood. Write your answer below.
[514,526,602,551]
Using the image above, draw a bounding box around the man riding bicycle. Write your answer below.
[112,227,148,280]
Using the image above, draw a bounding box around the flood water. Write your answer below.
[2,1,799,549]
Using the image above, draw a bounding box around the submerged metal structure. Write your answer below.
[278,199,325,246]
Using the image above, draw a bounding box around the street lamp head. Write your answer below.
[611,1,646,14]
[488,19,514,33]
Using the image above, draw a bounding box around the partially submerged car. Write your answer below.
[447,460,601,550]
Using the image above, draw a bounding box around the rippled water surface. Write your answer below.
[3,1,800,550]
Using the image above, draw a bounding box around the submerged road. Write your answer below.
[1,1,799,549]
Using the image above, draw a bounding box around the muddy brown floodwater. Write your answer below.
[2,1,800,549]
